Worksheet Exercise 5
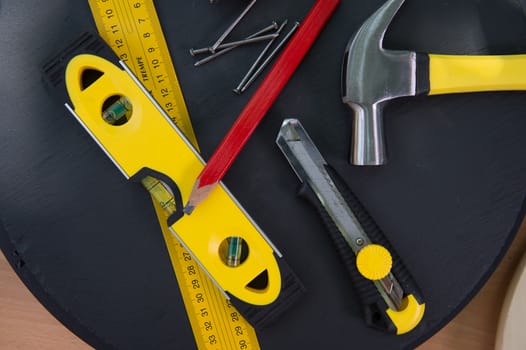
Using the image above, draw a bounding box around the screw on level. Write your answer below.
[210,0,257,53]
[190,21,277,56]
[356,238,364,246]
[240,21,300,93]
[233,20,288,94]
[194,22,279,66]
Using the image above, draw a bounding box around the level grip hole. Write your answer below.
[102,95,132,126]
[219,237,249,268]
[81,69,104,90]
[246,270,269,291]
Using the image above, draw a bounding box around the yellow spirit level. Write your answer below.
[65,53,284,306]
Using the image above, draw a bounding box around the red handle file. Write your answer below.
[185,0,340,212]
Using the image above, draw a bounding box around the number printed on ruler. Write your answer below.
[92,0,198,147]
[179,243,256,350]
[98,1,175,113]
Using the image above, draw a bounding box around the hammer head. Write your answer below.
[342,0,416,166]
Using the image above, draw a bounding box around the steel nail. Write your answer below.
[210,0,257,53]
[190,21,278,56]
[240,21,300,92]
[194,22,280,67]
[233,20,288,94]
[213,33,278,50]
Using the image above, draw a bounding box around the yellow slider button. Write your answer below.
[356,244,392,281]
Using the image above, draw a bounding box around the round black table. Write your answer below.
[1,0,526,348]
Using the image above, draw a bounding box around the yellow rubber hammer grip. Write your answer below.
[428,54,526,95]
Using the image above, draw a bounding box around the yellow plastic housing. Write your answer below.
[386,295,426,335]
[65,54,281,306]
[429,54,526,95]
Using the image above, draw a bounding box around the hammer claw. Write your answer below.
[358,0,406,44]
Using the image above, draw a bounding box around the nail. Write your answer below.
[190,21,277,56]
[194,22,279,66]
[210,0,257,53]
[233,20,288,94]
[240,21,300,92]
[214,33,278,50]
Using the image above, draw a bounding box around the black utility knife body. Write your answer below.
[276,118,425,335]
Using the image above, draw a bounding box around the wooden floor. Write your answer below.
[1,219,525,349]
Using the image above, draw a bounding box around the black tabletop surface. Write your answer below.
[1,0,526,349]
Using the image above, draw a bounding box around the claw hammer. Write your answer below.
[343,0,526,166]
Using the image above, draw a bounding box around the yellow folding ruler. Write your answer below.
[87,1,260,349]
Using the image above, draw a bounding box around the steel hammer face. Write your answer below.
[343,0,526,166]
